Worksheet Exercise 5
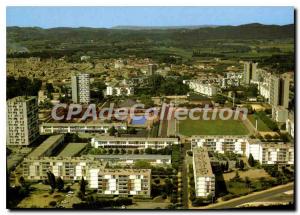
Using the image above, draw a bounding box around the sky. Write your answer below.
[6,7,294,28]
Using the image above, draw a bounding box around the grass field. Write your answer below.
[178,112,249,136]
[248,114,271,132]
[57,143,88,157]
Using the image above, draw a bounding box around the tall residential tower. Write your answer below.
[6,96,39,145]
[71,73,90,104]
[243,62,258,84]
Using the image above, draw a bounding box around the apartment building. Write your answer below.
[193,147,215,198]
[89,168,151,197]
[243,61,258,84]
[28,134,64,158]
[186,80,217,96]
[191,135,294,165]
[191,135,249,155]
[7,96,39,146]
[246,142,294,165]
[272,106,289,123]
[40,122,127,134]
[71,73,90,104]
[22,157,95,181]
[87,154,171,166]
[91,136,179,149]
[286,112,294,138]
[148,63,158,76]
[269,74,290,108]
[22,156,151,197]
[105,85,134,97]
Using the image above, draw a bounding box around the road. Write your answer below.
[206,183,294,209]
[181,141,191,209]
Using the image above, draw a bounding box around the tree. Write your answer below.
[80,177,87,196]
[225,161,229,172]
[47,171,56,192]
[134,160,151,169]
[108,126,117,136]
[213,94,226,105]
[127,127,137,134]
[114,148,120,154]
[56,177,64,191]
[248,153,255,167]
[239,160,245,170]
[145,148,153,154]
[18,176,26,187]
[134,149,139,154]
[121,149,126,154]
[235,160,240,169]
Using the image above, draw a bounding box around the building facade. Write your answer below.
[40,122,127,134]
[21,157,151,197]
[193,147,215,198]
[91,137,179,149]
[72,73,90,104]
[269,74,290,108]
[186,80,217,97]
[191,135,294,165]
[191,135,249,155]
[243,62,258,84]
[89,168,151,197]
[7,96,39,145]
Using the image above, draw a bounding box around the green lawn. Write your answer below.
[179,114,249,136]
[248,114,271,132]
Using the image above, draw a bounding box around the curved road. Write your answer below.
[205,183,294,209]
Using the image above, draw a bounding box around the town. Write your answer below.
[6,9,295,210]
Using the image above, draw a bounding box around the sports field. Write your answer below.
[248,114,271,132]
[178,112,249,136]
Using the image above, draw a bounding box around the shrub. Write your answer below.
[49,201,57,207]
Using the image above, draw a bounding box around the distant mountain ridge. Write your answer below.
[7,23,294,53]
[111,25,221,30]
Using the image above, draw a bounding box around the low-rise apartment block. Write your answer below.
[89,168,151,197]
[91,136,179,149]
[40,122,127,134]
[28,134,65,158]
[191,135,249,155]
[21,156,151,197]
[185,80,217,97]
[191,135,294,165]
[105,85,134,97]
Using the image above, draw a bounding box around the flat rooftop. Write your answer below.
[191,135,249,139]
[7,96,36,103]
[86,154,171,160]
[92,136,178,141]
[28,134,64,158]
[57,143,88,157]
[193,147,214,177]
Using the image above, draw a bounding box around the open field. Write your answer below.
[223,169,272,181]
[248,114,271,132]
[57,143,88,157]
[179,112,249,136]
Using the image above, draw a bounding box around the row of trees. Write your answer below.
[255,111,279,131]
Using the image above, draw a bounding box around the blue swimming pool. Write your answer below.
[131,116,147,125]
